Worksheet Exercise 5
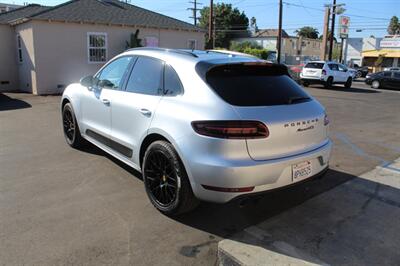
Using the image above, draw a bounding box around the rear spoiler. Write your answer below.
[195,61,290,81]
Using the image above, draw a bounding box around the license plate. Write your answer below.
[292,161,312,181]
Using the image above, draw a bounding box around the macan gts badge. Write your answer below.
[61,48,332,215]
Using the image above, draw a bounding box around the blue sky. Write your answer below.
[3,0,399,38]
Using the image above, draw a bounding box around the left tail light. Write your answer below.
[191,120,269,139]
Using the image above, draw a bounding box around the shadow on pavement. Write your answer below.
[0,93,32,111]
[176,169,353,237]
[177,169,400,265]
[309,85,380,93]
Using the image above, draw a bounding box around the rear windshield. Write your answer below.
[205,64,310,106]
[305,62,324,69]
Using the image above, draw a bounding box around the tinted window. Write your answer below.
[328,64,339,71]
[394,72,400,78]
[383,72,392,77]
[126,56,163,95]
[98,56,132,89]
[338,64,347,72]
[305,62,324,69]
[164,65,183,95]
[206,64,310,106]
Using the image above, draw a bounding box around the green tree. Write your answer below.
[199,3,249,48]
[387,16,400,35]
[295,26,319,39]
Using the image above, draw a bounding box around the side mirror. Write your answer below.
[98,79,114,89]
[80,75,95,88]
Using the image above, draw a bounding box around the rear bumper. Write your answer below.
[300,78,326,85]
[185,139,332,203]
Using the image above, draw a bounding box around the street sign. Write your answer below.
[339,16,350,39]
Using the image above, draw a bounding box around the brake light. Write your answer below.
[191,121,269,139]
[322,69,327,75]
[324,114,329,126]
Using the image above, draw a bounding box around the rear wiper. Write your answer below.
[287,96,310,104]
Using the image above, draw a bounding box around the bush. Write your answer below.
[230,41,262,51]
[229,41,270,60]
[242,47,269,60]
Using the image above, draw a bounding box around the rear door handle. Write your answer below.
[102,99,110,105]
[139,108,152,116]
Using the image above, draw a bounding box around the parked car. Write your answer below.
[365,71,400,89]
[61,48,332,215]
[353,64,369,78]
[383,67,400,72]
[300,61,353,88]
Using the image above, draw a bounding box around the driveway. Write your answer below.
[0,81,399,265]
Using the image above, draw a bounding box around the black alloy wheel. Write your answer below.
[143,141,198,215]
[62,103,84,148]
[63,107,75,143]
[144,149,178,207]
[325,77,333,89]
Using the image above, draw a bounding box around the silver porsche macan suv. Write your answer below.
[61,48,332,215]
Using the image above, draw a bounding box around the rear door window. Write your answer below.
[205,64,310,106]
[305,62,324,69]
[328,64,339,71]
[125,56,164,95]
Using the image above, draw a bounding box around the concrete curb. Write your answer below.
[217,159,400,266]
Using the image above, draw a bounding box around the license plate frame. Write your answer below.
[292,161,312,182]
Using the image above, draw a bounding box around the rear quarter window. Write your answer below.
[205,64,310,106]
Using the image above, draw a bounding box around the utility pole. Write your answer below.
[339,37,344,63]
[188,0,202,26]
[277,0,283,63]
[321,6,330,61]
[208,0,214,48]
[328,0,336,61]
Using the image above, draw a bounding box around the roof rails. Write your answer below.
[126,47,198,58]
[207,49,259,59]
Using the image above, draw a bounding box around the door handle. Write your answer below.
[102,99,110,105]
[139,108,152,116]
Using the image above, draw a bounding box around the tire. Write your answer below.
[62,103,84,148]
[371,80,380,89]
[345,77,352,89]
[324,77,333,89]
[142,140,199,215]
[355,71,362,79]
[302,81,309,87]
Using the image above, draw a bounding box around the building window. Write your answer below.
[187,39,197,50]
[17,35,22,63]
[144,36,159,47]
[87,32,107,63]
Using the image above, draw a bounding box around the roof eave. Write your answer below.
[14,17,205,33]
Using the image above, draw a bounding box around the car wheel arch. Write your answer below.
[139,130,196,188]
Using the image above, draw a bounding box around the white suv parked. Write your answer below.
[300,61,353,88]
